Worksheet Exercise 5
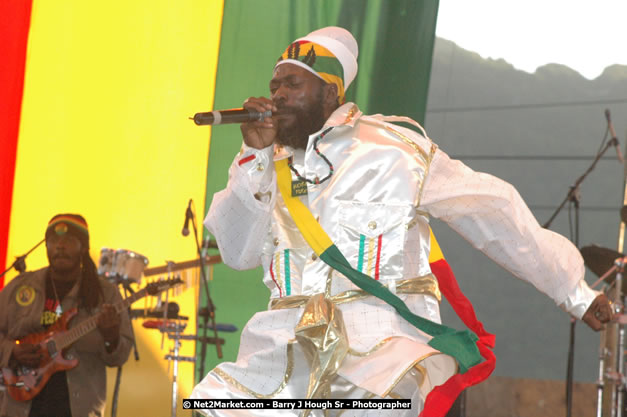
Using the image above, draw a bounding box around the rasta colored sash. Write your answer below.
[273,158,482,373]
[426,230,496,415]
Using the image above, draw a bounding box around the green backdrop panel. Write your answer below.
[197,0,439,382]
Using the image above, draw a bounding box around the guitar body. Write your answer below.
[2,308,79,402]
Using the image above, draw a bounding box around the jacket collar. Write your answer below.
[324,102,361,128]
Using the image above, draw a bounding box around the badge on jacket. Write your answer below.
[16,285,36,306]
[292,179,308,197]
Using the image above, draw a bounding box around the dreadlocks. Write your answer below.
[79,252,104,312]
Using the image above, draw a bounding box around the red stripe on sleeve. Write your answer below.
[238,154,256,166]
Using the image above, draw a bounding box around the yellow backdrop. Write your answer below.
[5,1,224,415]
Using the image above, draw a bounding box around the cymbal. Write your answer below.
[580,245,625,286]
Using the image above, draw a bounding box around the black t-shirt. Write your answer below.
[29,273,76,417]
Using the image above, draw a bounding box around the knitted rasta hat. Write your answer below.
[46,213,90,249]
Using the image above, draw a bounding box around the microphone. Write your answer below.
[192,108,272,125]
[181,199,192,237]
[606,109,624,164]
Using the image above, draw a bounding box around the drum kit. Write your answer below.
[96,246,229,417]
[581,206,627,417]
[98,248,149,285]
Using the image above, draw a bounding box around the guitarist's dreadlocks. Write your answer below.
[79,252,104,312]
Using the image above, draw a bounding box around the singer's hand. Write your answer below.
[582,294,613,331]
[241,97,277,149]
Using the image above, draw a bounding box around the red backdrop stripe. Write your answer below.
[0,0,34,288]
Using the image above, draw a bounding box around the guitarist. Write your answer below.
[0,214,133,417]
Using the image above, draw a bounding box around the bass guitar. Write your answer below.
[0,277,182,401]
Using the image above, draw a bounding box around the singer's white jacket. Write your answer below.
[191,102,597,415]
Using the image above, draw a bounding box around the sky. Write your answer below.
[435,0,627,80]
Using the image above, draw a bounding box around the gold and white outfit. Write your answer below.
[191,103,598,416]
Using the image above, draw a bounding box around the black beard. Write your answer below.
[276,94,326,150]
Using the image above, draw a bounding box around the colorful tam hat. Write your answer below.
[275,26,358,104]
[46,213,90,249]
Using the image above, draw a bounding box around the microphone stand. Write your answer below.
[184,201,222,382]
[0,238,45,278]
[543,138,617,417]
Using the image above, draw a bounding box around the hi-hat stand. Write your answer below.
[589,256,626,417]
[162,321,195,417]
[143,318,227,417]
[598,110,627,417]
[543,113,622,417]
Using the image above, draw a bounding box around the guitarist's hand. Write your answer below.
[97,304,121,351]
[10,343,41,368]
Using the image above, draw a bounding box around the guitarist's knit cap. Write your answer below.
[46,214,90,249]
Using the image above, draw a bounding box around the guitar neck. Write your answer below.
[54,288,148,350]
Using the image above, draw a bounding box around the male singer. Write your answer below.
[191,27,612,416]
